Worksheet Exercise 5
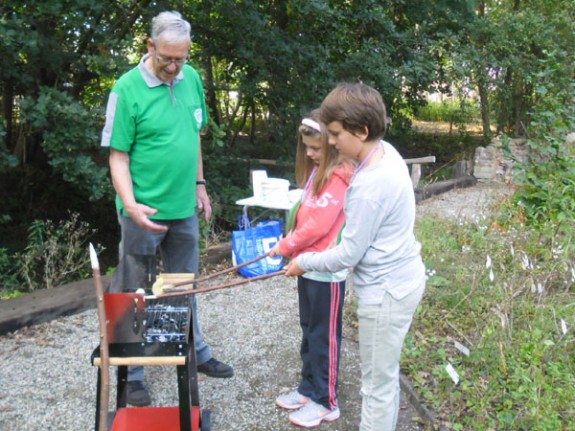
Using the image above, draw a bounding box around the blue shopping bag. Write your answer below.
[232,213,284,278]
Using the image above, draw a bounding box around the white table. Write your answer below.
[235,189,303,227]
[235,189,302,211]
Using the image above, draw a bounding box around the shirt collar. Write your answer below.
[138,53,184,88]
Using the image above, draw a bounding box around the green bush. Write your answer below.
[415,100,480,124]
[0,247,21,299]
[507,59,575,227]
[408,209,575,430]
[20,87,112,202]
[403,52,575,430]
[4,212,100,293]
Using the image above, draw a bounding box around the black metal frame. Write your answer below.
[91,293,205,431]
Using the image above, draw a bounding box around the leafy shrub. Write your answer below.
[405,51,575,430]
[415,100,480,125]
[0,247,21,299]
[0,124,18,171]
[16,212,98,291]
[19,87,112,201]
[508,54,575,226]
[408,210,575,430]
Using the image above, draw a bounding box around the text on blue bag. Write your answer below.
[232,219,284,278]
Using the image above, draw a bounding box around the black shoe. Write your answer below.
[127,380,151,406]
[197,358,234,378]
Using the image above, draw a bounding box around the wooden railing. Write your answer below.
[405,156,436,188]
[239,155,436,189]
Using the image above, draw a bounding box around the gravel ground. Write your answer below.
[416,180,513,222]
[0,274,424,431]
[0,182,508,431]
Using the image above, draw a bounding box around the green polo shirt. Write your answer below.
[101,56,208,220]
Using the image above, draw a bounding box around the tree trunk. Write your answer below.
[201,50,220,127]
[477,76,491,141]
[250,99,257,145]
[476,1,491,141]
[2,80,14,150]
[230,96,249,148]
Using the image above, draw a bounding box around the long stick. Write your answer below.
[170,252,272,289]
[90,243,110,431]
[195,252,273,283]
[158,269,286,298]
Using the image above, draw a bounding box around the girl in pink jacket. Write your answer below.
[270,110,354,428]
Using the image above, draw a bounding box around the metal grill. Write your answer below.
[104,293,192,357]
[143,300,189,343]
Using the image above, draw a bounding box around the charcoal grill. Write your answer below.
[89,245,212,431]
[90,248,283,431]
[91,291,209,431]
[144,300,189,344]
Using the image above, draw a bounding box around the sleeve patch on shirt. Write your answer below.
[101,92,119,147]
[194,108,203,129]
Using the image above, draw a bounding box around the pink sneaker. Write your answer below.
[275,389,310,410]
[288,399,340,428]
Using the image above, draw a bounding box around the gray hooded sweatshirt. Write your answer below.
[298,141,425,305]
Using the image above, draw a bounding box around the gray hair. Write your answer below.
[151,11,191,45]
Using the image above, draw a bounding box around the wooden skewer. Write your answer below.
[158,269,286,298]
[154,252,274,295]
[189,252,272,285]
[90,243,109,431]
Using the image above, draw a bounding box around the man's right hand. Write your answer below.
[109,149,167,232]
[125,204,168,233]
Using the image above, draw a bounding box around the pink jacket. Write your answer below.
[278,165,352,258]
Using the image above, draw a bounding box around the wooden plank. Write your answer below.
[405,156,436,164]
[93,356,186,366]
[410,164,422,188]
[0,276,110,335]
[0,243,231,336]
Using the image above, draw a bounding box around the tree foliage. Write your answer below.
[508,51,575,226]
[0,0,573,225]
[0,0,153,199]
[443,0,575,138]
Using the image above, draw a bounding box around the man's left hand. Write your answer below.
[196,185,212,221]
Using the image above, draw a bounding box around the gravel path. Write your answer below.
[416,180,513,221]
[1,181,508,430]
[0,273,424,430]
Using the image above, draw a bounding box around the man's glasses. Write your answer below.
[155,54,189,66]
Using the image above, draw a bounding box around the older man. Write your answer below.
[101,11,233,407]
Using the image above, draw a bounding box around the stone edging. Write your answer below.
[400,373,445,430]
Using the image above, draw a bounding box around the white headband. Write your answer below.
[301,118,321,132]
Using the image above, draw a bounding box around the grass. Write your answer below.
[414,100,481,125]
[403,195,575,430]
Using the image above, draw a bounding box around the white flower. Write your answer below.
[486,255,492,269]
[521,252,531,270]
